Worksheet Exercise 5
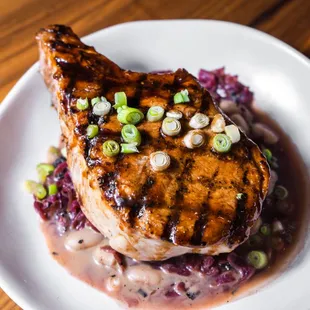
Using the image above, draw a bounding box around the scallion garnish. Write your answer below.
[146,106,165,122]
[260,224,271,236]
[236,193,244,200]
[183,130,205,149]
[274,185,288,200]
[247,251,268,269]
[76,98,89,111]
[113,92,127,109]
[213,134,232,153]
[86,124,99,139]
[150,151,171,172]
[224,124,240,143]
[174,89,190,104]
[24,180,47,200]
[117,106,144,125]
[91,97,101,106]
[93,100,111,116]
[162,117,181,136]
[121,124,141,146]
[121,143,139,154]
[211,114,225,133]
[48,184,58,196]
[102,140,120,157]
[189,113,210,129]
[166,110,183,120]
[263,148,272,162]
[36,163,55,183]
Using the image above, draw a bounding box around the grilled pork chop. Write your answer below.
[36,25,270,261]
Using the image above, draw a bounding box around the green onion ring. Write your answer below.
[212,134,232,153]
[102,140,120,157]
[147,106,165,122]
[76,98,89,111]
[117,106,144,125]
[247,251,268,269]
[121,124,141,146]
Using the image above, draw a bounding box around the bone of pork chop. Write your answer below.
[36,25,270,261]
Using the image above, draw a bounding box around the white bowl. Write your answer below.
[0,20,309,310]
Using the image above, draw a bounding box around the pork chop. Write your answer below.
[36,25,270,261]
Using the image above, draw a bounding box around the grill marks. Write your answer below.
[128,176,156,225]
[228,193,248,245]
[191,169,218,246]
[162,157,194,243]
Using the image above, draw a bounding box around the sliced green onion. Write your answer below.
[121,143,139,154]
[147,106,165,122]
[86,124,99,138]
[236,193,244,200]
[36,164,55,183]
[24,180,47,200]
[162,117,181,136]
[91,97,101,106]
[93,100,111,116]
[48,184,58,195]
[121,124,141,146]
[263,148,272,162]
[225,124,240,143]
[260,224,271,236]
[247,251,268,269]
[211,114,225,133]
[102,140,120,157]
[180,89,190,102]
[274,185,288,200]
[117,106,144,125]
[189,113,209,129]
[113,92,127,109]
[150,151,171,172]
[174,89,190,104]
[183,130,205,149]
[213,134,232,153]
[76,98,89,111]
[166,110,183,120]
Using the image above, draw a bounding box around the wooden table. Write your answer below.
[0,0,309,308]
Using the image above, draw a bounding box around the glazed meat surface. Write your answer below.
[36,25,269,261]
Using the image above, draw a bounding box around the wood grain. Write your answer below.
[0,0,309,308]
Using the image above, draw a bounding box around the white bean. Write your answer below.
[240,107,254,123]
[126,265,162,286]
[219,99,239,115]
[93,246,117,268]
[230,113,249,135]
[106,276,122,292]
[252,123,279,144]
[64,229,103,251]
